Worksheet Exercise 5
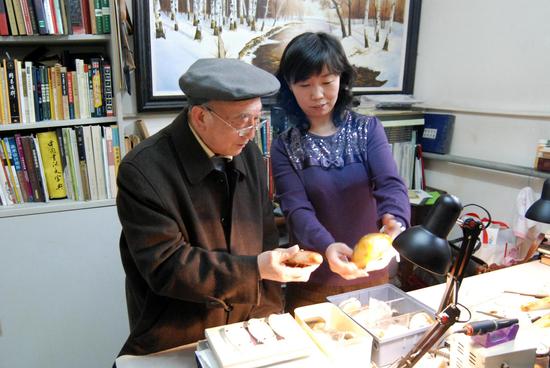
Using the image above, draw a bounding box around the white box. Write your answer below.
[205,314,317,368]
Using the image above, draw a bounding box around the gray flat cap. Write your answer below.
[179,58,280,104]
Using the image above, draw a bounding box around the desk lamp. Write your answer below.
[525,178,550,224]
[392,194,484,368]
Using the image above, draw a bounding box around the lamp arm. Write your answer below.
[394,303,461,368]
[437,218,483,312]
[450,218,483,286]
[394,218,483,368]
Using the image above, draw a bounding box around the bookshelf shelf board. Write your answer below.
[0,35,111,45]
[0,117,118,132]
[0,199,116,218]
[423,152,550,179]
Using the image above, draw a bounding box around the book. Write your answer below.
[82,125,97,200]
[103,125,116,196]
[32,135,49,201]
[5,0,20,35]
[55,127,73,199]
[0,152,12,205]
[90,58,102,117]
[13,134,34,201]
[541,254,550,266]
[60,128,77,200]
[92,0,101,33]
[1,137,22,203]
[20,135,46,202]
[100,0,108,33]
[5,59,20,124]
[66,70,75,119]
[74,126,90,200]
[51,0,63,33]
[90,124,106,199]
[43,0,55,34]
[0,65,8,124]
[537,157,550,173]
[36,131,67,199]
[65,127,84,200]
[0,142,16,204]
[18,0,34,34]
[24,61,36,123]
[102,60,113,116]
[67,0,84,34]
[135,119,150,140]
[24,0,38,34]
[80,0,91,33]
[14,60,27,124]
[86,0,95,34]
[58,0,69,34]
[0,0,9,35]
[60,67,70,120]
[12,0,28,35]
[31,0,48,34]
[111,124,120,175]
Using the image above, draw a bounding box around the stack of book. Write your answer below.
[0,0,111,36]
[0,57,113,124]
[0,124,120,206]
[534,139,550,173]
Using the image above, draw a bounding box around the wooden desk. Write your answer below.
[115,261,550,367]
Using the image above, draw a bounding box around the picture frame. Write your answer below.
[134,0,422,112]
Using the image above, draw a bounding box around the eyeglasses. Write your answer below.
[202,105,266,137]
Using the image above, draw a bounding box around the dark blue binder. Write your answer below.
[420,113,455,154]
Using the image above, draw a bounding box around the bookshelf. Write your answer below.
[0,2,123,217]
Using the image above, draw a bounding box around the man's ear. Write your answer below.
[189,105,207,131]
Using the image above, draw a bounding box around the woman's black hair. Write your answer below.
[276,32,355,132]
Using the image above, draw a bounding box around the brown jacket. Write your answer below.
[116,110,282,356]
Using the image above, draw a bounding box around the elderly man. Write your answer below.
[115,59,319,357]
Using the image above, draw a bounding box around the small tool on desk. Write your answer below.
[504,290,548,299]
[454,318,520,348]
[475,310,506,319]
[454,318,519,336]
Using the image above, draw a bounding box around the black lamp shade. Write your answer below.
[393,194,463,275]
[525,178,550,224]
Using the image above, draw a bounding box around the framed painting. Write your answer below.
[134,0,422,112]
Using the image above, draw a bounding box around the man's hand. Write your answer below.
[258,245,320,282]
[325,242,369,280]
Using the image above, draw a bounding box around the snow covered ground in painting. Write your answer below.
[150,2,406,96]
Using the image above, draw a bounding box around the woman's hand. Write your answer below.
[325,242,369,280]
[381,213,406,240]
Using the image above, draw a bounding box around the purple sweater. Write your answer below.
[271,110,410,286]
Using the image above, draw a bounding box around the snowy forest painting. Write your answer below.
[134,0,421,111]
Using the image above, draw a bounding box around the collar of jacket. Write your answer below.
[167,109,248,185]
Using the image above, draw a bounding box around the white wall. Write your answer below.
[414,0,550,223]
[0,206,128,368]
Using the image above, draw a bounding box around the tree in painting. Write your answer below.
[149,0,412,96]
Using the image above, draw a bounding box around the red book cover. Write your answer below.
[80,0,90,33]
[18,0,33,34]
[0,0,9,35]
[48,0,57,33]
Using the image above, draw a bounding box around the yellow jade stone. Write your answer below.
[351,233,393,269]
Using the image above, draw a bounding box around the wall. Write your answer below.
[413,0,550,224]
[0,206,128,368]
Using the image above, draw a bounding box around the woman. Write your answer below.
[271,32,411,312]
